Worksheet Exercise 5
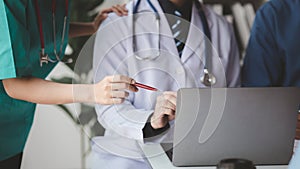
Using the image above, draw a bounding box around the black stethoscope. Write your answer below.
[132,0,216,86]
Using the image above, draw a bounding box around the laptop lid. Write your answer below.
[173,87,300,167]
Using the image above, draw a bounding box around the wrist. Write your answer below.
[91,20,101,34]
[73,84,95,103]
[87,22,97,35]
[150,114,157,129]
[150,114,163,129]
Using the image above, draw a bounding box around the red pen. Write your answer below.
[134,82,158,91]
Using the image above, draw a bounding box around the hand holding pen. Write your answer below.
[94,75,159,105]
[94,75,138,105]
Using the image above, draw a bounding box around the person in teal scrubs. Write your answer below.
[0,1,135,168]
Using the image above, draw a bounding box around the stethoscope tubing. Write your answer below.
[132,0,216,86]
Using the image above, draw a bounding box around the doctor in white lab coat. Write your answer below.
[92,0,240,168]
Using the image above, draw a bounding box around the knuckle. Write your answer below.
[128,85,134,91]
[162,100,168,105]
[115,98,124,104]
[111,83,116,90]
[102,99,109,105]
[164,95,172,100]
[104,91,111,98]
[120,92,126,98]
[104,84,111,91]
[121,83,127,89]
[113,99,120,104]
[116,75,122,81]
[105,76,112,82]
[112,75,118,82]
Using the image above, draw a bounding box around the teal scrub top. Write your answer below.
[0,0,70,161]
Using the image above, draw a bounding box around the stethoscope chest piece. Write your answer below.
[200,68,216,86]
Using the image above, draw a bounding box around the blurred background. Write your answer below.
[21,0,294,169]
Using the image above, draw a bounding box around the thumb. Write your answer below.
[95,13,108,28]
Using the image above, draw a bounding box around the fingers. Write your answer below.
[106,75,136,84]
[103,98,125,105]
[105,4,128,16]
[98,12,109,21]
[117,4,128,15]
[96,75,138,105]
[100,8,113,14]
[150,108,175,129]
[163,91,177,97]
[111,83,138,92]
[151,92,177,129]
[162,108,175,118]
[163,93,177,108]
[99,4,128,18]
[156,92,177,110]
[160,98,176,110]
[110,90,129,98]
[101,91,128,105]
[105,75,138,92]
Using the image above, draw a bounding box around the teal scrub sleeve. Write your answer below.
[0,0,16,80]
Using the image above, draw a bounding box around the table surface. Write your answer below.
[139,143,288,169]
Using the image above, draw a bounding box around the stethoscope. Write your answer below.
[132,0,216,86]
[34,0,73,67]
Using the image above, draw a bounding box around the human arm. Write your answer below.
[93,37,154,140]
[150,92,177,129]
[69,4,128,38]
[242,4,282,87]
[142,92,177,138]
[93,15,173,141]
[2,75,137,105]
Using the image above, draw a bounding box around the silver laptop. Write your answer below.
[166,87,300,167]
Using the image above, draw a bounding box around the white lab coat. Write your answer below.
[92,0,240,168]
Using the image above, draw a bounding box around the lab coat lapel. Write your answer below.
[182,3,214,64]
[153,0,181,60]
[132,0,181,62]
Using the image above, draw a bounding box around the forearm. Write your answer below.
[69,22,96,38]
[3,77,94,104]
